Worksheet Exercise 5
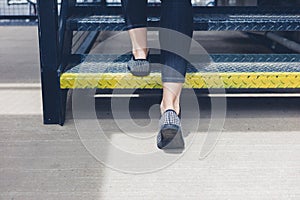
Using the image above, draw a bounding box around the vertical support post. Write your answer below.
[37,0,64,125]
[59,0,76,68]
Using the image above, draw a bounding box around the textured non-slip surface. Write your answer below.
[64,54,300,73]
[60,54,300,89]
[68,14,300,31]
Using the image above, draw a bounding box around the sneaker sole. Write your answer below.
[158,124,185,149]
[130,70,151,77]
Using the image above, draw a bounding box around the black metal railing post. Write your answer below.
[37,0,65,125]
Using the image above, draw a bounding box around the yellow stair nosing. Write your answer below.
[60,72,300,89]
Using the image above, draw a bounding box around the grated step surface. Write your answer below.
[60,54,300,89]
[68,14,300,31]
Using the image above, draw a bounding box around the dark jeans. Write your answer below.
[122,0,193,83]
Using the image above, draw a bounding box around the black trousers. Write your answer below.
[122,0,193,82]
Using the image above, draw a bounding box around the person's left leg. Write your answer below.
[121,0,150,76]
[128,28,148,59]
[122,0,148,59]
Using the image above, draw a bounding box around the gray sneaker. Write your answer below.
[157,109,185,149]
[127,53,150,77]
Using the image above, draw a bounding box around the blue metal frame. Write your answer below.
[37,0,100,125]
[37,0,66,125]
[59,0,76,72]
[37,0,300,125]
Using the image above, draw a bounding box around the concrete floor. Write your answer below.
[0,26,40,83]
[0,26,299,200]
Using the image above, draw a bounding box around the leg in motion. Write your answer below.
[157,0,193,149]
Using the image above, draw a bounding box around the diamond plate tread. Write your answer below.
[65,54,300,73]
[60,54,300,89]
[68,14,300,31]
[61,72,300,89]
[210,54,300,63]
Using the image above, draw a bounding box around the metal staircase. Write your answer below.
[37,0,300,125]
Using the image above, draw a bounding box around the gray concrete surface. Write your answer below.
[0,26,40,83]
[0,26,299,200]
[0,96,299,200]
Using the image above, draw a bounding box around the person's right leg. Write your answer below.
[159,0,193,115]
[160,83,182,115]
[157,0,193,149]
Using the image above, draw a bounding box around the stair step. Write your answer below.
[60,54,300,89]
[68,14,300,31]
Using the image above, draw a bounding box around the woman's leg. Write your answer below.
[121,0,148,59]
[161,82,183,115]
[128,28,148,59]
[159,0,193,114]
